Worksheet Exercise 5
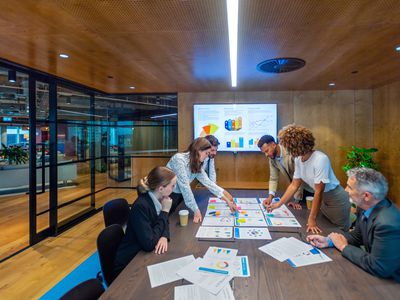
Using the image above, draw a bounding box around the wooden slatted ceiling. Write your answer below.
[0,0,399,93]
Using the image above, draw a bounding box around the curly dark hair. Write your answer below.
[278,124,315,157]
[186,137,211,173]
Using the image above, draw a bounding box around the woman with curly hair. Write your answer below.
[167,137,237,223]
[266,124,351,233]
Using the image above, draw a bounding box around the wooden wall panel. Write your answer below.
[178,90,375,191]
[373,81,400,204]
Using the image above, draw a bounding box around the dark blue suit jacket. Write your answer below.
[343,199,400,282]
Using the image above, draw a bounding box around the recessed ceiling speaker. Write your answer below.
[257,57,305,73]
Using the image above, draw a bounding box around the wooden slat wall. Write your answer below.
[177,89,388,199]
[373,81,400,204]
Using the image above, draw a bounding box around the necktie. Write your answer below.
[359,214,369,252]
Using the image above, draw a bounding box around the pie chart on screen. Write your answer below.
[200,123,219,137]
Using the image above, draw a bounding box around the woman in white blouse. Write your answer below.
[266,125,351,233]
[167,137,237,223]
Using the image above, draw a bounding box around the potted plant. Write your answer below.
[0,143,28,166]
[342,146,379,172]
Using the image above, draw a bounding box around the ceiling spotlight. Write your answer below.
[129,86,135,90]
[395,45,400,52]
[329,82,335,86]
[8,70,16,83]
[59,53,69,58]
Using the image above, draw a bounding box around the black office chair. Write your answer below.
[97,224,124,286]
[59,278,105,300]
[103,198,130,230]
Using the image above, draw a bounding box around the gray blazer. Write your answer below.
[342,199,400,282]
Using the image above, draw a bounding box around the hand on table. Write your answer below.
[328,232,348,252]
[306,235,329,248]
[306,218,322,234]
[266,201,281,212]
[288,201,302,210]
[154,237,168,254]
[227,200,238,212]
[193,209,202,223]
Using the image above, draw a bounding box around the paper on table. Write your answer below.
[235,217,268,227]
[234,197,260,204]
[196,226,233,239]
[204,246,238,259]
[265,217,301,227]
[258,237,313,262]
[209,197,227,204]
[202,216,234,226]
[264,204,295,218]
[287,248,332,267]
[206,209,234,217]
[147,255,195,288]
[234,227,272,240]
[231,256,250,277]
[236,209,264,218]
[176,258,233,295]
[236,203,262,210]
[207,204,230,210]
[174,284,235,300]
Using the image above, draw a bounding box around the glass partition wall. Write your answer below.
[0,61,177,261]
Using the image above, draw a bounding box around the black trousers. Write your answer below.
[169,192,184,215]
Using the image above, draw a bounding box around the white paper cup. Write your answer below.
[306,196,313,210]
[179,209,189,226]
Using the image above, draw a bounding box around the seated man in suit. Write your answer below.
[307,167,400,282]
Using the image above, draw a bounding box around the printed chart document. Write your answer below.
[196,226,233,239]
[207,204,230,210]
[234,227,271,240]
[206,209,234,217]
[231,256,250,277]
[174,284,235,300]
[147,255,195,288]
[235,217,268,227]
[287,248,332,267]
[236,203,262,210]
[234,198,260,204]
[204,246,238,259]
[266,217,301,227]
[264,204,295,218]
[209,197,227,204]
[176,258,233,295]
[258,237,313,262]
[202,216,234,226]
[236,209,264,218]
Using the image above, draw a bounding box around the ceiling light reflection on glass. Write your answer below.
[59,53,69,58]
[227,0,239,87]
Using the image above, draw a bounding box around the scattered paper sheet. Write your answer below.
[204,246,238,259]
[207,204,230,210]
[176,258,234,295]
[287,248,332,267]
[196,226,233,239]
[147,255,195,288]
[234,227,271,240]
[259,237,313,262]
[234,198,260,204]
[265,217,301,227]
[231,256,251,277]
[206,209,234,217]
[202,216,234,226]
[236,203,262,210]
[209,197,227,204]
[235,217,268,227]
[174,284,235,300]
[264,204,295,218]
[236,209,264,218]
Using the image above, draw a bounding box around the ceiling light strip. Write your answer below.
[227,0,239,87]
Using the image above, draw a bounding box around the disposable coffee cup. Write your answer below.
[306,196,313,210]
[179,209,189,226]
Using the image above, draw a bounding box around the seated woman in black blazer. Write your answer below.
[113,166,176,276]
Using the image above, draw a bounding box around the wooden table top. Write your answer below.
[100,189,400,300]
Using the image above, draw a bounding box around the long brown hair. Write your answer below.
[137,166,176,194]
[186,137,211,173]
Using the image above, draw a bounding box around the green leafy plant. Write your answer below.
[0,143,28,165]
[341,146,378,173]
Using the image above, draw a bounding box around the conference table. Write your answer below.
[100,189,400,300]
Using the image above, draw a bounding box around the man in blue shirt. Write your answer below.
[307,167,400,282]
